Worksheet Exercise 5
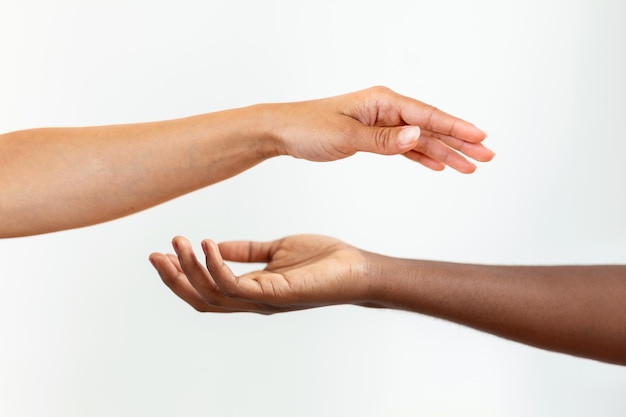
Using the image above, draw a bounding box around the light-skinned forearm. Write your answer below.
[0,87,494,238]
[366,254,626,365]
[1,87,494,238]
[0,106,278,238]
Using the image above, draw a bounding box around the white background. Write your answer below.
[1,0,625,416]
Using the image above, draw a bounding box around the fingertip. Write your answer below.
[201,239,217,257]
[458,124,488,144]
[476,126,488,139]
[148,253,178,284]
[460,162,477,174]
[149,252,172,268]
[171,236,184,252]
[148,253,159,268]
[468,145,495,163]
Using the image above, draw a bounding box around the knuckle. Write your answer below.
[373,127,392,151]
[220,286,238,299]
[198,287,225,308]
[369,85,392,95]
[199,296,221,308]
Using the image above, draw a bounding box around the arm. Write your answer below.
[150,235,626,365]
[0,86,493,238]
[368,257,626,365]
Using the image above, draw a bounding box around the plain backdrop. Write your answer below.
[1,1,625,416]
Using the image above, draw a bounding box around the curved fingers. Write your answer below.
[171,236,264,312]
[203,239,279,303]
[172,236,221,300]
[149,252,232,313]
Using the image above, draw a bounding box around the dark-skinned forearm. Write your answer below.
[366,254,626,365]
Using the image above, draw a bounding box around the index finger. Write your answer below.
[398,96,487,144]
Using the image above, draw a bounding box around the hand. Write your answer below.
[149,235,370,314]
[267,86,494,173]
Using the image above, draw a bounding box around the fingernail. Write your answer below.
[201,240,209,256]
[398,126,421,147]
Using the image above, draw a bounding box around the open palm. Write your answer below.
[150,235,371,314]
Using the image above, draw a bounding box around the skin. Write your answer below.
[0,86,492,238]
[150,234,626,366]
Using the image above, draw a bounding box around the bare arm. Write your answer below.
[368,255,626,365]
[0,110,273,237]
[0,86,492,238]
[150,235,626,365]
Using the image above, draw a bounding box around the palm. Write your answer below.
[222,235,369,307]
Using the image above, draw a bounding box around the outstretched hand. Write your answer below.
[150,234,626,365]
[270,86,494,173]
[149,235,371,314]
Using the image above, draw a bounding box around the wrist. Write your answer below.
[361,252,435,311]
[195,104,285,161]
[360,251,401,308]
[241,103,289,159]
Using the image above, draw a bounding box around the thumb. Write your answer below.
[359,125,421,155]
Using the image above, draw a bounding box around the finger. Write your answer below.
[422,129,495,162]
[353,87,487,144]
[166,253,182,271]
[351,121,490,169]
[149,252,232,313]
[411,135,477,174]
[174,237,274,312]
[203,239,249,297]
[396,94,487,143]
[347,123,421,156]
[203,240,285,304]
[402,152,446,171]
[217,240,275,263]
[172,236,230,306]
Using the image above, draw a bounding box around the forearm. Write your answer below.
[0,105,279,237]
[1,87,493,238]
[366,255,626,365]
